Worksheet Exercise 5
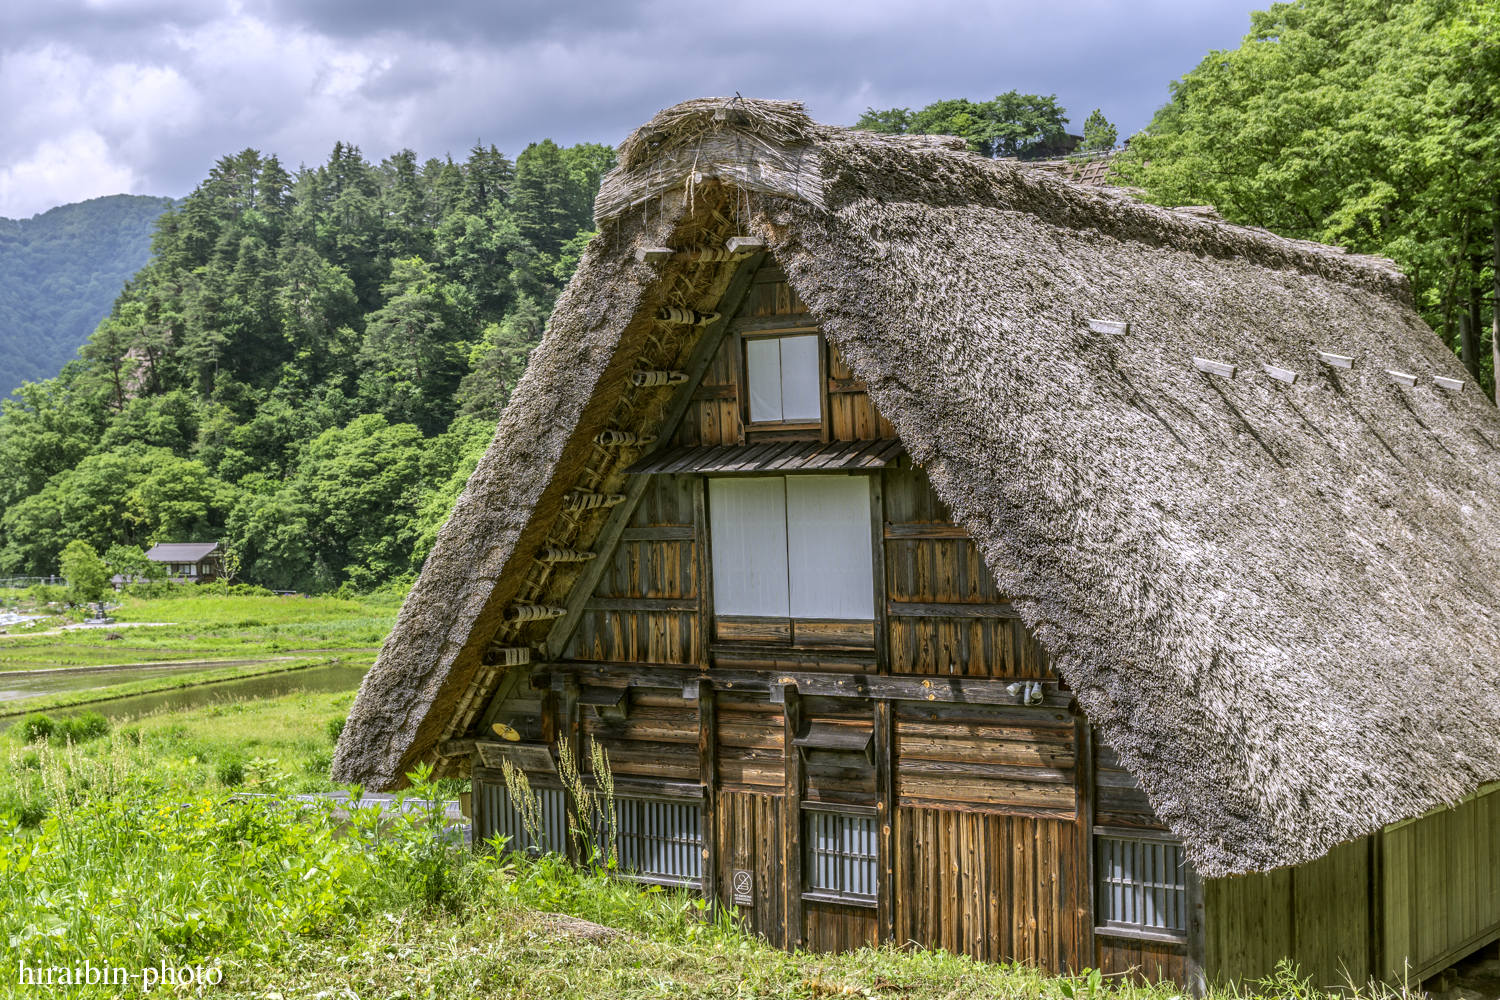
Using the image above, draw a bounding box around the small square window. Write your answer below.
[746,334,820,423]
[1096,835,1188,934]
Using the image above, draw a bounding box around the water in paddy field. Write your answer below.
[0,662,370,732]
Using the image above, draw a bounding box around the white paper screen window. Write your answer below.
[786,475,874,619]
[708,477,790,616]
[746,335,820,422]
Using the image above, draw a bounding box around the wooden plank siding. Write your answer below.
[882,466,1048,678]
[719,789,789,946]
[895,806,1087,970]
[566,474,702,664]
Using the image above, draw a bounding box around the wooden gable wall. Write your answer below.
[465,259,1181,981]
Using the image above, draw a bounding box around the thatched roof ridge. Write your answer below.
[335,98,1500,878]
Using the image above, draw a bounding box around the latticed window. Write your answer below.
[612,797,703,887]
[804,809,878,903]
[474,781,566,854]
[1096,835,1188,933]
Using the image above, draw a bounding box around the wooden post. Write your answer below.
[699,680,719,912]
[783,684,804,950]
[870,473,890,677]
[818,330,832,444]
[874,697,895,945]
[1074,715,1096,974]
[693,476,715,661]
[1186,864,1207,997]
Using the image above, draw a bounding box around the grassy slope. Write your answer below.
[0,688,1371,1000]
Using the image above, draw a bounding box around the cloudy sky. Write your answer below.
[1,0,1255,219]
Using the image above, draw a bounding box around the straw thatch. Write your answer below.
[334,98,1500,878]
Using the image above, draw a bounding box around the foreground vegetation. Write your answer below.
[0,689,1430,999]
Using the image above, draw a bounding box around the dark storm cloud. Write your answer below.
[0,0,1254,218]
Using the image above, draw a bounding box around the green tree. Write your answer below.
[1081,109,1117,151]
[855,92,1071,158]
[1115,0,1500,391]
[59,539,109,603]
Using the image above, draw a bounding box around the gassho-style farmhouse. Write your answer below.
[334,98,1500,991]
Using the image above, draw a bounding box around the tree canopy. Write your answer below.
[0,137,615,592]
[1115,0,1500,393]
[854,92,1074,159]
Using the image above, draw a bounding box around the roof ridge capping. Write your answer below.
[596,97,1408,302]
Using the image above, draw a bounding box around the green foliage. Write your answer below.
[855,91,1073,158]
[326,716,347,743]
[0,137,615,590]
[1081,109,1118,151]
[15,711,109,745]
[215,754,246,786]
[58,539,109,603]
[1115,0,1500,393]
[0,195,174,399]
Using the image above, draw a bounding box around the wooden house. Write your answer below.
[335,99,1500,992]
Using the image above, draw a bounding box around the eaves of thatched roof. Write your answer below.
[333,98,1500,878]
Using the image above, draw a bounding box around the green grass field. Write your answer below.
[0,687,1394,1000]
[0,590,397,671]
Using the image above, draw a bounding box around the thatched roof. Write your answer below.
[333,98,1500,878]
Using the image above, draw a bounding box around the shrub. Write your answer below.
[235,618,267,628]
[59,711,109,744]
[18,713,54,743]
[228,583,276,597]
[216,756,246,787]
[327,716,347,743]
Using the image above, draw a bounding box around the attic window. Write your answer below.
[746,334,820,423]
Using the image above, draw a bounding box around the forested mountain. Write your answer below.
[0,195,174,398]
[0,138,614,592]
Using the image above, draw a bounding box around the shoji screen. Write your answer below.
[708,477,790,616]
[745,335,820,422]
[785,475,874,619]
[777,335,821,420]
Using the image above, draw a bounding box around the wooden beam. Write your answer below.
[874,696,895,945]
[1075,715,1096,975]
[883,522,968,538]
[783,684,804,950]
[584,596,699,613]
[871,474,890,677]
[619,525,695,541]
[693,476,715,668]
[544,253,765,661]
[730,314,820,335]
[544,660,1073,708]
[698,678,719,913]
[887,601,1020,619]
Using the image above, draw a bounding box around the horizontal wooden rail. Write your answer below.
[887,601,1019,618]
[884,522,969,538]
[537,661,1071,709]
[585,596,700,613]
[618,525,695,541]
[730,314,820,335]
